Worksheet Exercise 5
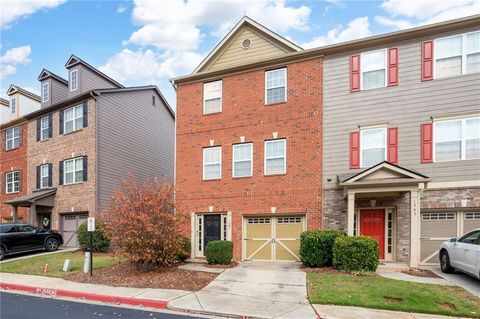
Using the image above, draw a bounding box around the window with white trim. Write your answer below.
[465,212,480,220]
[203,146,221,180]
[5,127,20,150]
[64,104,83,134]
[70,69,78,91]
[42,82,49,102]
[233,143,252,177]
[361,49,387,90]
[434,117,480,162]
[435,31,480,78]
[360,127,386,168]
[11,98,16,114]
[203,80,222,114]
[265,139,286,175]
[64,157,84,184]
[265,68,286,104]
[40,164,49,189]
[40,116,50,141]
[422,212,456,220]
[5,171,20,194]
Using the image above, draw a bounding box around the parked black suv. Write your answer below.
[0,224,63,261]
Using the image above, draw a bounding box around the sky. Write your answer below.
[1,0,479,109]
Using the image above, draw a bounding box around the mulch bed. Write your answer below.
[401,268,441,278]
[204,261,238,269]
[302,267,344,274]
[66,262,218,291]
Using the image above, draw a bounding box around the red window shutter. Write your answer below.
[421,40,433,81]
[387,127,398,164]
[421,123,433,163]
[350,132,360,169]
[350,55,360,92]
[387,48,399,86]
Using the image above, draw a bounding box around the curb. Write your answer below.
[0,282,168,310]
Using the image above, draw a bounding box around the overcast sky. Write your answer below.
[1,0,479,109]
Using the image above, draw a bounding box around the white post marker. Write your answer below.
[87,217,95,276]
[87,217,95,232]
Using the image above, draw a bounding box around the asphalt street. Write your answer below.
[0,292,206,319]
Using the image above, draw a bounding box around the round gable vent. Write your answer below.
[241,38,252,49]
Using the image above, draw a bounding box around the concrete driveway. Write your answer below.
[169,262,317,319]
[421,265,480,298]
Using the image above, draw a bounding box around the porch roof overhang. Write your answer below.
[339,162,430,195]
[4,188,56,207]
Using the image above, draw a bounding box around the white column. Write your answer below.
[226,211,232,241]
[409,190,420,268]
[347,192,355,236]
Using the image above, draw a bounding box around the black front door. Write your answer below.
[39,213,51,230]
[203,214,221,250]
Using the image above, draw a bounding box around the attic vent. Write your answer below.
[241,38,252,49]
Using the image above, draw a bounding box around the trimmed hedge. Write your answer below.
[177,236,191,261]
[333,236,379,272]
[78,219,110,252]
[300,230,346,267]
[205,240,233,265]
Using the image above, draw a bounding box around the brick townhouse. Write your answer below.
[3,55,175,247]
[0,86,41,222]
[172,15,480,264]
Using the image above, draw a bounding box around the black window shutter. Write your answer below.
[83,156,88,181]
[36,118,41,141]
[59,161,64,185]
[48,163,53,187]
[48,114,53,138]
[36,166,40,189]
[83,102,88,128]
[59,110,64,135]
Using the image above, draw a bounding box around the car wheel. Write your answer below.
[0,246,5,261]
[45,238,59,252]
[440,250,454,273]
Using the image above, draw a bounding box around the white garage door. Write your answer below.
[61,213,88,247]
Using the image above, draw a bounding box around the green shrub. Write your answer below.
[333,236,379,272]
[78,219,110,252]
[205,240,233,265]
[300,230,346,267]
[177,236,191,261]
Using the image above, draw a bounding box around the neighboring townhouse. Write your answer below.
[4,55,175,246]
[1,98,10,123]
[0,86,40,222]
[321,16,480,267]
[172,17,323,261]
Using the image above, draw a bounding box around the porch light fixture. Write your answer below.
[370,200,376,207]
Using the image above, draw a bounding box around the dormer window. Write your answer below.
[11,98,16,113]
[70,69,78,91]
[42,82,49,102]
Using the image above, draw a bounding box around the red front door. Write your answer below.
[360,209,385,259]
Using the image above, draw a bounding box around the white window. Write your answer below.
[265,68,287,104]
[435,31,480,79]
[42,82,49,102]
[360,127,386,168]
[361,49,387,90]
[203,80,222,114]
[233,143,252,177]
[203,146,221,180]
[5,171,19,194]
[40,116,50,140]
[11,98,16,114]
[5,127,20,150]
[64,104,83,134]
[64,157,84,184]
[70,69,78,91]
[40,164,49,189]
[265,139,286,175]
[434,117,480,162]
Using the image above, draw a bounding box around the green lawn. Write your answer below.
[0,251,127,278]
[307,272,480,318]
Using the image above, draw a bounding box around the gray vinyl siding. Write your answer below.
[323,27,480,189]
[96,90,175,209]
[51,79,68,105]
[68,65,118,98]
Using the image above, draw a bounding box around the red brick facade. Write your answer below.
[176,58,324,260]
[1,121,29,222]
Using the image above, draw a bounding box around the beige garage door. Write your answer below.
[244,216,304,261]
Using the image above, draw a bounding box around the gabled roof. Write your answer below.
[65,55,124,88]
[0,98,9,107]
[193,16,303,73]
[7,84,41,102]
[37,69,68,85]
